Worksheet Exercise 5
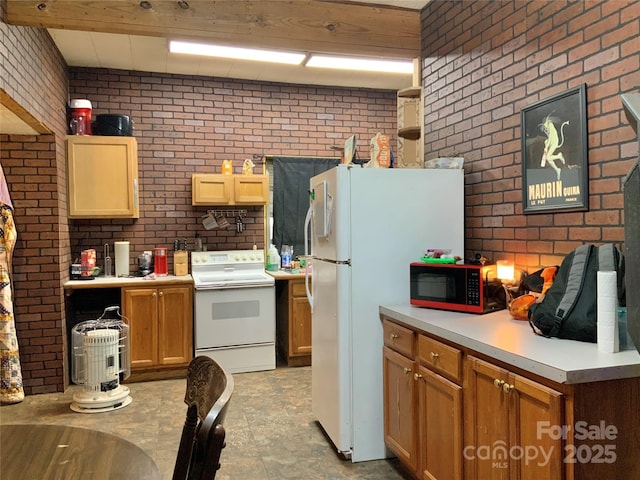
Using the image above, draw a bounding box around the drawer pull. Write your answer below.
[390,333,398,340]
[403,367,412,374]
[414,373,423,381]
[494,379,505,389]
[503,383,515,394]
[430,351,439,361]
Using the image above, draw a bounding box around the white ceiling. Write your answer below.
[48,0,428,91]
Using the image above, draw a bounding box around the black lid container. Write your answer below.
[93,114,133,136]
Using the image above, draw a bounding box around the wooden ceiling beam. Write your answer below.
[6,0,420,59]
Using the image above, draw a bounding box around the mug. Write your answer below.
[216,213,230,228]
[69,117,86,135]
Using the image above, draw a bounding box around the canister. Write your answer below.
[153,247,168,276]
[69,99,92,135]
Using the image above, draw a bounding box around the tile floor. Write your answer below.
[0,366,413,480]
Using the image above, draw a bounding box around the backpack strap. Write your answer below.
[548,244,593,337]
[598,243,616,272]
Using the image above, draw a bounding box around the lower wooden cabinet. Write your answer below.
[383,320,463,480]
[122,284,193,372]
[383,345,418,471]
[464,355,563,480]
[382,313,640,480]
[276,278,311,366]
[383,318,557,480]
[418,364,463,480]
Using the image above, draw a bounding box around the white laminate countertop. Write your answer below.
[64,275,193,290]
[380,304,640,385]
[267,270,309,280]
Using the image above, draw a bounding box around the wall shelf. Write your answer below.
[398,126,421,140]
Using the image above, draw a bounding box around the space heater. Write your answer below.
[70,306,132,413]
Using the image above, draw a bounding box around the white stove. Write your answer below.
[192,249,276,373]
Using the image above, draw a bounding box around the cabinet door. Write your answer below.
[192,174,233,205]
[509,374,563,480]
[465,356,510,480]
[290,280,311,356]
[158,286,193,366]
[383,346,418,472]
[122,287,159,369]
[67,136,139,218]
[233,175,268,204]
[466,356,565,480]
[418,365,463,480]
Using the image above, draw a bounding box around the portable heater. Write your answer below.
[70,306,132,413]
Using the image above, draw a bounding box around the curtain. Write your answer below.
[272,156,339,259]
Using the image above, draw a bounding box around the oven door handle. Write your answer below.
[195,282,273,290]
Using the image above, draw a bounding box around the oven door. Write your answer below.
[194,284,275,350]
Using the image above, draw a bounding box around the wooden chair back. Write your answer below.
[172,356,234,480]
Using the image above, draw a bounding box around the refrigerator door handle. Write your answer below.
[304,205,313,257]
[305,265,313,311]
[304,205,314,310]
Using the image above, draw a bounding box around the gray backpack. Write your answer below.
[528,244,625,342]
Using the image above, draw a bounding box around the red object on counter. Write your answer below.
[81,249,96,277]
[153,247,168,276]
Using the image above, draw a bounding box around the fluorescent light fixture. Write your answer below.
[169,40,306,65]
[306,55,413,74]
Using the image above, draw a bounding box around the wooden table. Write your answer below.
[0,424,161,480]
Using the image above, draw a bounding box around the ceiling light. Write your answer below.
[306,55,414,74]
[169,40,306,65]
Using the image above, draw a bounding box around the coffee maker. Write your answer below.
[138,251,153,276]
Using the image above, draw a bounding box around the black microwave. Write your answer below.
[409,263,505,314]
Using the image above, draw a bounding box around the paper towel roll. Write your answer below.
[114,241,130,277]
[597,270,619,353]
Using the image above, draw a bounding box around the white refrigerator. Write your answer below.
[305,165,464,462]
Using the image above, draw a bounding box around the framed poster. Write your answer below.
[521,84,588,214]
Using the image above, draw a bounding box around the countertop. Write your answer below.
[380,304,640,385]
[64,274,193,290]
[267,270,309,280]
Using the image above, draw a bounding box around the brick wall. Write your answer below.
[1,3,70,394]
[421,0,639,270]
[67,69,397,261]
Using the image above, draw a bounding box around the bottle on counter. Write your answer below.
[267,244,280,272]
[281,245,293,271]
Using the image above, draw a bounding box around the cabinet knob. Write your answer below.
[503,383,515,394]
[430,351,439,361]
[390,333,398,340]
[414,372,423,381]
[159,291,164,297]
[403,367,412,374]
[493,378,505,389]
[152,292,157,298]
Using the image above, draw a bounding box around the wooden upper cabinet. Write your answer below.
[192,174,268,205]
[67,136,139,218]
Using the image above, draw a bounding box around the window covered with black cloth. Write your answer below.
[272,156,339,259]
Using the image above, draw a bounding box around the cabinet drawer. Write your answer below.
[418,334,462,383]
[291,280,310,297]
[383,319,414,358]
